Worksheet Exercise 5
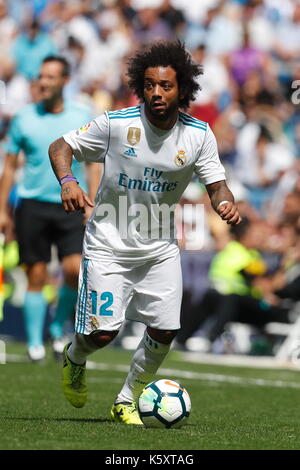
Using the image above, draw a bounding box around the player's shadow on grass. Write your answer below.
[3,417,197,429]
[53,417,112,423]
[3,417,112,424]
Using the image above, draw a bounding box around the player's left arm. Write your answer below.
[206,180,242,226]
[50,114,108,213]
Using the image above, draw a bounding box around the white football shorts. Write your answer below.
[75,252,183,335]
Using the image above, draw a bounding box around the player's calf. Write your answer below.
[62,332,119,408]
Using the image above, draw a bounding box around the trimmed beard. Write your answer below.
[144,99,179,121]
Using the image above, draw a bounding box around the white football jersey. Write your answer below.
[63,104,225,262]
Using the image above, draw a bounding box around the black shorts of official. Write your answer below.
[15,199,85,265]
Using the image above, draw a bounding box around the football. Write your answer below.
[138,379,191,428]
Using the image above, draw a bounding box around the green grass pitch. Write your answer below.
[1,341,300,450]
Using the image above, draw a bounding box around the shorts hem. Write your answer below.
[125,316,180,330]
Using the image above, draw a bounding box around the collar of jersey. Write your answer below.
[141,103,178,141]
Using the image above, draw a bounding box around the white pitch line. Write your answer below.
[4,355,300,390]
[180,352,300,370]
[2,353,30,363]
[86,361,300,390]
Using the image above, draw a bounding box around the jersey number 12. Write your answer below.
[90,291,113,316]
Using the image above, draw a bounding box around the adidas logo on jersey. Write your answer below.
[123,147,138,158]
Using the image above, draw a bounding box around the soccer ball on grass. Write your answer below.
[138,379,191,428]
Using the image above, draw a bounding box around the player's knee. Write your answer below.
[89,330,119,348]
[147,327,178,345]
[62,255,81,289]
[26,263,47,290]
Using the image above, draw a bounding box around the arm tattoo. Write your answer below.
[206,180,234,212]
[49,137,73,181]
[61,185,72,195]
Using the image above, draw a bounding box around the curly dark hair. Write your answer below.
[127,40,203,110]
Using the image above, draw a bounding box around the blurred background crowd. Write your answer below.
[1,0,300,358]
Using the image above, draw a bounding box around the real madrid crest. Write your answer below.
[91,316,99,330]
[127,127,141,146]
[175,150,187,167]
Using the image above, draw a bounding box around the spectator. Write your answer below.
[11,18,58,80]
[190,43,229,126]
[0,0,17,54]
[273,2,300,68]
[0,55,30,118]
[235,123,295,213]
[132,7,172,44]
[0,54,30,140]
[228,27,267,87]
[158,0,186,35]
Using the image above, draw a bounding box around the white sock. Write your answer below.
[115,331,171,404]
[67,333,98,365]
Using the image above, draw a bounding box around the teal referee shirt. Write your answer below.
[5,100,92,203]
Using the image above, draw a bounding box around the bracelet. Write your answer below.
[217,200,230,209]
[59,174,78,185]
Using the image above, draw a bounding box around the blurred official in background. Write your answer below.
[0,56,99,361]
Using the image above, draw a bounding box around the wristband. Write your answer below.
[217,200,230,209]
[60,174,78,185]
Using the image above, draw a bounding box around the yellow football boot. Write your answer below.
[62,343,87,408]
[110,402,143,425]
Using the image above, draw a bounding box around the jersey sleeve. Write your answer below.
[194,124,226,185]
[63,112,109,163]
[5,114,23,154]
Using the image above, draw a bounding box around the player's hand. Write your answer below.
[217,201,242,225]
[61,181,94,213]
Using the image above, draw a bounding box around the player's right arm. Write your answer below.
[50,115,109,213]
[49,137,94,213]
[0,152,18,235]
